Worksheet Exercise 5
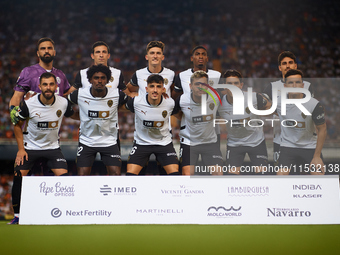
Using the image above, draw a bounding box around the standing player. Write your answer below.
[68,65,128,176]
[9,37,70,125]
[125,74,179,175]
[172,45,222,155]
[263,51,313,165]
[65,41,132,96]
[218,70,270,174]
[126,41,174,174]
[174,71,223,175]
[276,69,326,175]
[126,41,175,97]
[8,72,74,224]
[172,45,221,99]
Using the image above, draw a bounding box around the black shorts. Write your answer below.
[127,142,178,167]
[226,140,268,167]
[273,142,280,165]
[14,148,67,171]
[278,146,323,170]
[180,143,223,167]
[76,143,121,167]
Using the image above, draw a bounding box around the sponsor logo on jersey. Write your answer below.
[107,100,113,107]
[35,113,41,118]
[88,110,110,118]
[141,110,147,115]
[192,114,214,123]
[56,110,62,117]
[37,121,58,128]
[316,113,324,120]
[85,100,90,105]
[296,121,306,128]
[143,120,164,128]
[162,110,167,118]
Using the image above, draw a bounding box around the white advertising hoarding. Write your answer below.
[19,176,340,225]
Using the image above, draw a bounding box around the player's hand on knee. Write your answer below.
[16,149,28,166]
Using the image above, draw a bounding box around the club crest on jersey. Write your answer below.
[209,80,214,86]
[56,110,62,117]
[162,110,167,118]
[164,78,168,85]
[209,103,215,111]
[301,112,306,119]
[110,76,114,82]
[107,100,113,107]
[56,77,61,84]
[245,107,251,114]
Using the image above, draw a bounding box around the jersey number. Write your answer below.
[77,146,83,156]
[129,146,137,155]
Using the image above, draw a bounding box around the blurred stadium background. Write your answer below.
[0,0,339,218]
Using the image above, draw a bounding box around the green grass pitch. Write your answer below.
[1,222,340,255]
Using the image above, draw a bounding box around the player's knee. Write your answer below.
[14,169,22,177]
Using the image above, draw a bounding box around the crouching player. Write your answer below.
[218,70,270,175]
[174,70,223,175]
[68,65,128,176]
[125,74,179,175]
[9,72,74,224]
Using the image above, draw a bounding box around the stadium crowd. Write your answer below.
[1,0,340,142]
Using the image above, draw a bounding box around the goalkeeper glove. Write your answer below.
[10,105,20,125]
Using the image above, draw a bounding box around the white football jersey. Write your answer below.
[127,95,174,146]
[75,66,125,90]
[130,67,174,97]
[218,92,265,147]
[70,87,126,147]
[179,93,219,146]
[174,68,221,95]
[271,79,312,145]
[277,97,319,149]
[18,95,72,150]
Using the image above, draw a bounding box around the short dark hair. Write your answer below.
[92,41,110,54]
[87,64,112,82]
[147,74,164,85]
[146,41,165,53]
[191,45,207,55]
[37,38,55,50]
[285,69,303,79]
[190,70,208,84]
[278,51,296,66]
[222,69,243,81]
[39,72,57,83]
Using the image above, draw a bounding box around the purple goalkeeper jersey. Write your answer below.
[15,64,70,95]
